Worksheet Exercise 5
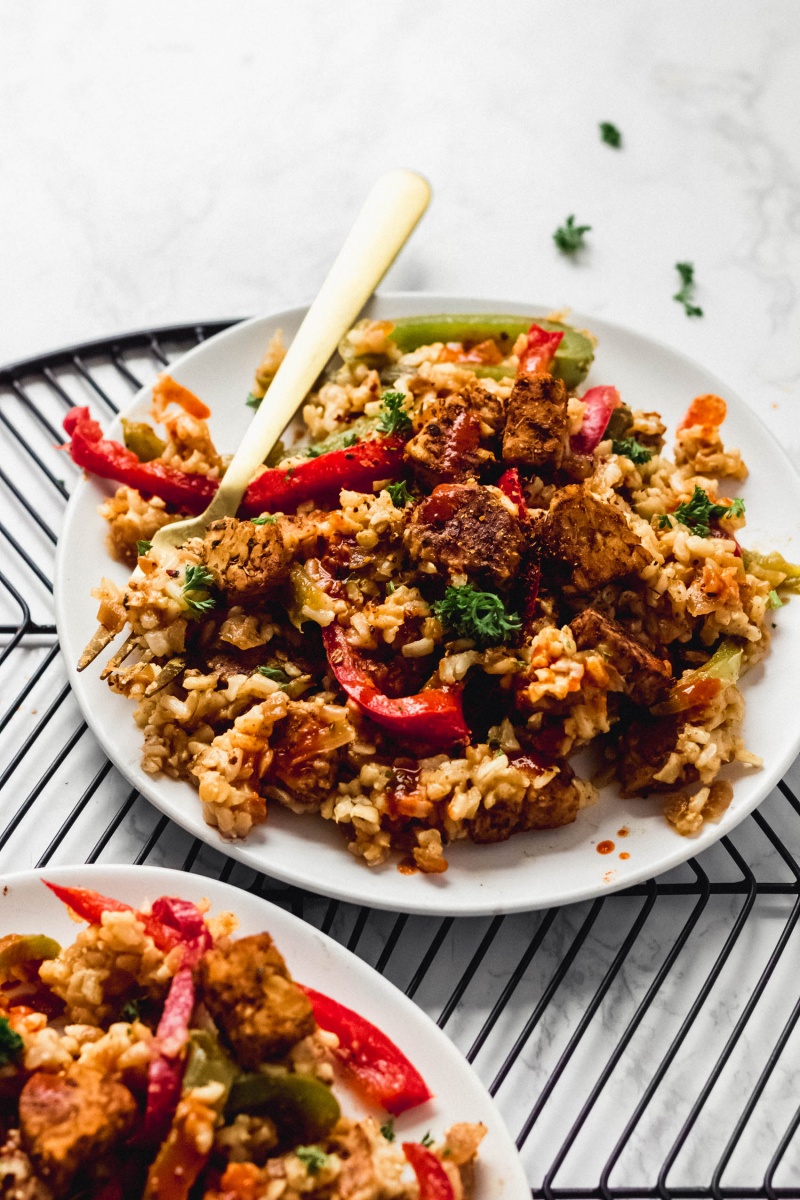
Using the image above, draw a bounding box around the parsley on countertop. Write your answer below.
[673,261,703,317]
[553,214,591,255]
[599,121,622,148]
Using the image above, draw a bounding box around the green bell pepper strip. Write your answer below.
[0,934,61,981]
[743,549,800,593]
[182,1030,238,1109]
[226,1072,341,1144]
[121,419,167,463]
[386,314,594,391]
[652,640,743,715]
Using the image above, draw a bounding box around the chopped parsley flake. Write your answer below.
[377,391,412,437]
[599,121,622,148]
[0,1017,23,1066]
[386,581,396,594]
[433,585,522,646]
[136,540,152,556]
[284,467,296,481]
[420,1131,435,1148]
[246,392,262,410]
[342,432,358,448]
[553,214,591,255]
[386,479,412,507]
[305,444,324,458]
[251,514,278,525]
[380,1118,395,1142]
[611,437,652,464]
[181,564,217,617]
[296,1146,329,1175]
[768,589,783,609]
[673,261,703,317]
[120,998,141,1023]
[658,486,745,537]
[257,665,290,686]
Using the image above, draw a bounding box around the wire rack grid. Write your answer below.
[1,322,800,1198]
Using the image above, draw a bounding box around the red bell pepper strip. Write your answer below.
[239,436,405,516]
[150,896,213,967]
[517,323,564,376]
[63,407,405,516]
[321,624,470,749]
[44,882,182,954]
[570,386,621,455]
[300,985,432,1115]
[402,1144,455,1200]
[497,467,527,516]
[143,965,195,1143]
[63,407,218,514]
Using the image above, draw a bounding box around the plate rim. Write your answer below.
[54,291,800,916]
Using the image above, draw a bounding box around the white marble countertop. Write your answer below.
[2,0,799,456]
[2,1,800,1191]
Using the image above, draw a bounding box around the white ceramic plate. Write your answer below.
[55,294,800,916]
[0,863,527,1200]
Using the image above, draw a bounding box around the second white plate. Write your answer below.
[55,293,800,915]
[0,864,528,1200]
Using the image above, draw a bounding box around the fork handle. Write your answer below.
[205,168,431,523]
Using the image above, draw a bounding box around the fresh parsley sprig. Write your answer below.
[553,214,592,255]
[377,391,412,437]
[181,564,217,617]
[257,664,290,687]
[120,998,141,1023]
[611,437,652,464]
[433,585,521,646]
[658,486,745,537]
[0,1016,23,1066]
[380,1118,395,1142]
[136,540,152,556]
[246,392,262,410]
[673,261,703,317]
[386,479,412,507]
[599,121,622,148]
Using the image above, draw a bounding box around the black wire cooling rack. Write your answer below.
[2,322,800,1198]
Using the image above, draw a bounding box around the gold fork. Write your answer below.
[78,168,431,669]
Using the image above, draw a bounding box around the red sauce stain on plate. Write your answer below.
[617,827,630,838]
[619,851,630,861]
[597,840,615,855]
